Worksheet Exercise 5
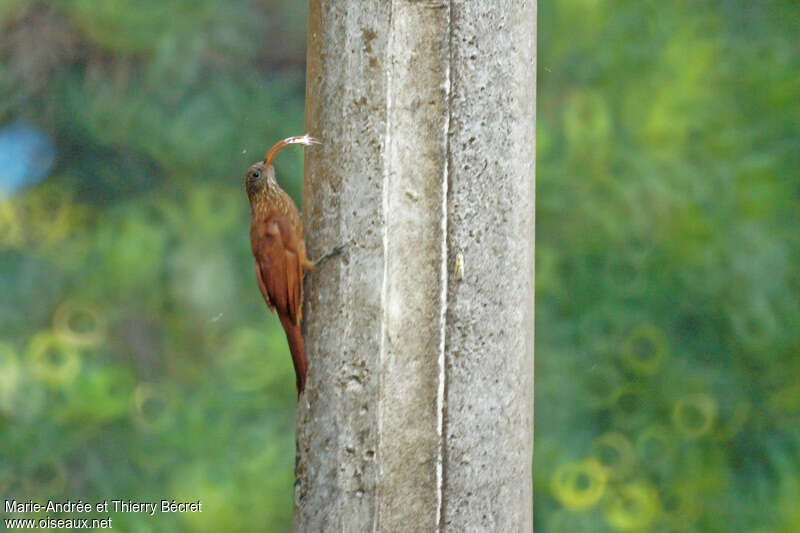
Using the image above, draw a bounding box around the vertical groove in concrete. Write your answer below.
[439,1,455,527]
[297,1,534,531]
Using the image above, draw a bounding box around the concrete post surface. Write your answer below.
[297,0,535,531]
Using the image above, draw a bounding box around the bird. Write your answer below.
[244,134,320,396]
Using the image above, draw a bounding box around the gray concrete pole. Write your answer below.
[297,0,535,531]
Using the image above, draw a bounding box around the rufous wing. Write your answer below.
[250,214,304,325]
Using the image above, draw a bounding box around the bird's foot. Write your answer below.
[313,244,348,267]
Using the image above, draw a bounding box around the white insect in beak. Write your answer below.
[286,134,322,146]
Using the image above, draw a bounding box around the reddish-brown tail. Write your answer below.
[279,314,307,395]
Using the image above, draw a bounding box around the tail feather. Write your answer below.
[279,314,307,395]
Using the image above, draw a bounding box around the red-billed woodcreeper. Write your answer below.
[244,135,322,395]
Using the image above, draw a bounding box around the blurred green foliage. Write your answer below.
[536,0,800,531]
[1,1,305,531]
[1,0,798,531]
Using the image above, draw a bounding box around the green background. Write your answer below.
[1,0,798,531]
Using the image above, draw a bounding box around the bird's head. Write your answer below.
[245,134,321,198]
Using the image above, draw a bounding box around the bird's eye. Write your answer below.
[252,170,261,179]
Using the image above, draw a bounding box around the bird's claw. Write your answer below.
[313,244,349,267]
[330,244,348,256]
